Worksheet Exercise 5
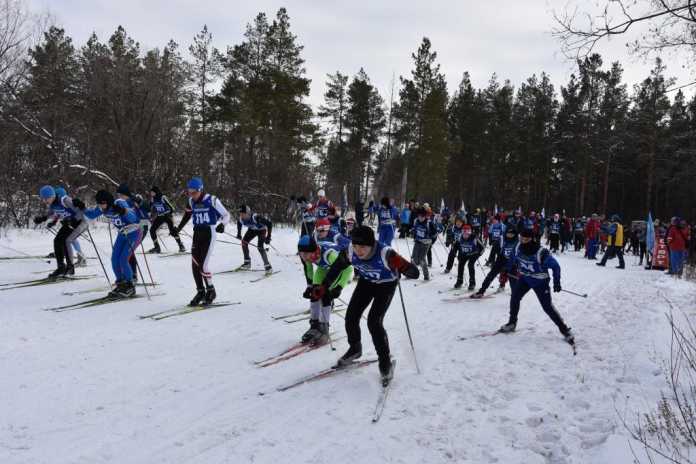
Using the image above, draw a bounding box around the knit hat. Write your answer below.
[351,225,376,247]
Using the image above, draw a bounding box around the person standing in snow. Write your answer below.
[596,214,625,269]
[377,196,399,246]
[499,228,574,345]
[236,205,273,275]
[410,207,437,281]
[297,235,353,346]
[337,225,419,382]
[443,214,465,274]
[147,186,186,253]
[454,224,484,290]
[175,177,230,305]
[471,227,518,298]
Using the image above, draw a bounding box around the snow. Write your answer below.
[1,225,695,463]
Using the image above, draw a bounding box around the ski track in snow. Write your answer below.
[1,225,694,463]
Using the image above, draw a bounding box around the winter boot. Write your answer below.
[48,266,67,281]
[595,262,605,267]
[75,254,87,267]
[189,288,206,306]
[616,265,625,269]
[453,279,463,289]
[147,243,161,254]
[468,283,475,291]
[337,342,363,367]
[310,322,330,346]
[65,263,75,276]
[264,264,273,276]
[470,291,484,299]
[204,286,216,304]
[301,319,320,344]
[379,357,395,386]
[499,321,517,333]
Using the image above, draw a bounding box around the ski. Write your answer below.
[373,359,397,423]
[62,282,158,296]
[142,301,241,320]
[437,287,460,294]
[441,294,494,303]
[218,267,266,275]
[457,327,532,341]
[271,303,346,321]
[250,271,281,283]
[255,334,346,368]
[0,255,50,261]
[47,292,165,312]
[0,275,96,291]
[270,358,378,394]
[283,307,345,324]
[157,251,190,258]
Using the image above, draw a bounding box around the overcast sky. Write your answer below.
[36,0,695,108]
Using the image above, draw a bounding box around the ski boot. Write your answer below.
[562,327,575,345]
[379,357,395,386]
[115,281,136,298]
[301,319,320,344]
[337,342,362,367]
[65,264,75,276]
[147,244,161,254]
[442,268,451,274]
[75,254,87,267]
[264,264,273,276]
[177,241,186,253]
[189,288,206,306]
[237,261,251,271]
[469,290,484,299]
[310,322,330,346]
[468,283,475,291]
[495,285,506,293]
[48,266,67,281]
[108,281,129,299]
[204,286,216,304]
[595,262,605,267]
[499,321,516,333]
[453,279,463,289]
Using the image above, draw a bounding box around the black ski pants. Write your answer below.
[509,279,569,333]
[191,225,214,289]
[457,253,479,286]
[150,214,180,243]
[54,222,74,269]
[479,255,507,293]
[345,278,397,364]
[242,229,270,267]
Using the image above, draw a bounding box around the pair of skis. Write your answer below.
[263,358,396,423]
[43,291,165,312]
[253,334,345,367]
[458,327,576,355]
[1,274,96,291]
[62,282,159,296]
[138,301,241,320]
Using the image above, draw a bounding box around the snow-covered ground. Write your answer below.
[1,224,695,464]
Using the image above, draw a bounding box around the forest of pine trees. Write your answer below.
[1,7,695,225]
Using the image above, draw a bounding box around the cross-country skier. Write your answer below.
[337,225,419,382]
[443,214,465,273]
[148,186,186,253]
[175,177,230,305]
[547,213,562,253]
[411,207,437,281]
[454,224,484,290]
[54,186,88,267]
[236,205,273,275]
[116,183,148,280]
[34,185,88,279]
[377,196,399,246]
[297,235,353,345]
[399,202,412,239]
[310,189,334,221]
[499,228,574,345]
[471,227,518,298]
[485,215,505,266]
[82,190,141,298]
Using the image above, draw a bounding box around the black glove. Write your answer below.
[265,235,271,244]
[46,221,56,229]
[72,198,86,210]
[302,286,313,299]
[322,286,342,306]
[402,262,420,279]
[553,282,562,293]
[33,215,47,224]
[215,223,225,233]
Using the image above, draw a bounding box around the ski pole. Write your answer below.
[430,241,443,267]
[107,222,113,247]
[397,278,421,374]
[138,240,156,286]
[86,226,111,286]
[125,233,151,300]
[561,289,588,298]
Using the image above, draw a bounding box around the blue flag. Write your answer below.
[646,211,655,254]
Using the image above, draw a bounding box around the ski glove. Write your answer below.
[311,285,326,301]
[302,286,313,299]
[72,198,86,210]
[215,223,225,233]
[553,282,562,293]
[321,286,341,306]
[265,235,271,244]
[33,215,47,224]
